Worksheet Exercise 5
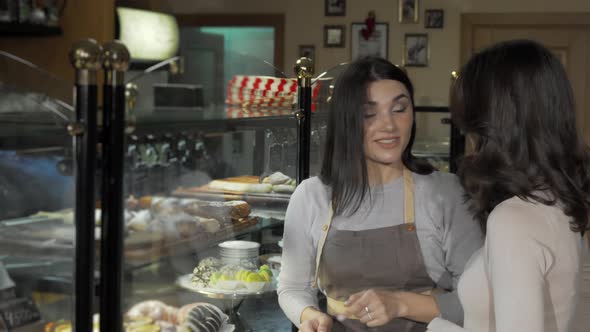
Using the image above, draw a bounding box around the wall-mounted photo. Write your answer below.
[351,22,389,60]
[298,45,316,61]
[324,25,345,48]
[298,45,316,71]
[425,9,444,29]
[399,0,419,23]
[325,0,346,16]
[403,34,429,66]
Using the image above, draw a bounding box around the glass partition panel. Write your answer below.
[0,52,76,331]
[121,53,295,332]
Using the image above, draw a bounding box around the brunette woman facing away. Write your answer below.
[427,40,590,332]
[278,56,483,332]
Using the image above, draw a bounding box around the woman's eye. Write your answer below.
[392,107,406,113]
[364,112,376,118]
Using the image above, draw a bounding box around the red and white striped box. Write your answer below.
[225,75,322,118]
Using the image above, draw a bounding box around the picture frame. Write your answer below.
[350,23,389,60]
[425,9,444,29]
[403,34,429,67]
[399,0,419,23]
[298,45,316,60]
[325,0,346,16]
[298,45,316,71]
[324,25,345,48]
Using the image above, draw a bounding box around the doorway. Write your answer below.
[461,13,590,144]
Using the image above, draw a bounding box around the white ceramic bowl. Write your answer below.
[219,241,260,250]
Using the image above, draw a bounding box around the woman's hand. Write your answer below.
[342,289,408,327]
[299,307,334,332]
[343,289,439,327]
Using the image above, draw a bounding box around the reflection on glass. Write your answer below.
[413,112,451,172]
[0,52,76,329]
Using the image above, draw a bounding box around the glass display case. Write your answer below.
[0,44,311,331]
[118,52,303,332]
[413,108,454,173]
[0,42,463,332]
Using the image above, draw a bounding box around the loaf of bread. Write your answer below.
[271,184,296,193]
[175,220,202,238]
[181,199,250,221]
[208,179,272,193]
[177,303,225,332]
[138,196,153,209]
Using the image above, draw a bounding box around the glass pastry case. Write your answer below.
[0,43,310,331]
[0,40,463,332]
[118,52,302,332]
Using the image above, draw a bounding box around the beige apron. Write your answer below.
[313,168,435,332]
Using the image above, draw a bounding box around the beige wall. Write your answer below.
[162,0,590,106]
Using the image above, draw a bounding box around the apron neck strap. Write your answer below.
[403,167,415,224]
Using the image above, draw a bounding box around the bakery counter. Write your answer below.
[0,206,284,294]
[124,211,284,269]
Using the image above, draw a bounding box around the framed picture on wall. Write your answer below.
[403,33,429,66]
[325,0,346,16]
[298,45,316,71]
[351,23,389,60]
[399,0,419,23]
[324,25,345,48]
[298,45,316,60]
[425,9,444,29]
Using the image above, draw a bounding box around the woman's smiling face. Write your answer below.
[363,79,413,169]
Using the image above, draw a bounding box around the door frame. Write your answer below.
[461,13,590,65]
[175,14,285,70]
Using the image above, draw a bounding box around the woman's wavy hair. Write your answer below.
[451,39,590,234]
[320,56,434,216]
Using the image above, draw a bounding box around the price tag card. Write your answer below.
[0,297,42,331]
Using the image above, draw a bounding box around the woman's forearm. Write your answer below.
[397,291,440,323]
[301,306,324,323]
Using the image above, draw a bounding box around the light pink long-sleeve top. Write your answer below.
[428,195,587,332]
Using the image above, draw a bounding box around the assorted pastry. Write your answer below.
[44,314,100,332]
[191,257,274,292]
[124,196,254,239]
[260,171,297,193]
[19,197,255,251]
[45,302,231,332]
[125,300,230,332]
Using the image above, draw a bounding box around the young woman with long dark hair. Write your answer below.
[427,39,590,332]
[278,56,483,332]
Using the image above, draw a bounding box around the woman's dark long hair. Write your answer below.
[451,39,590,234]
[320,56,434,216]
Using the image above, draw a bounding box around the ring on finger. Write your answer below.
[364,306,373,320]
